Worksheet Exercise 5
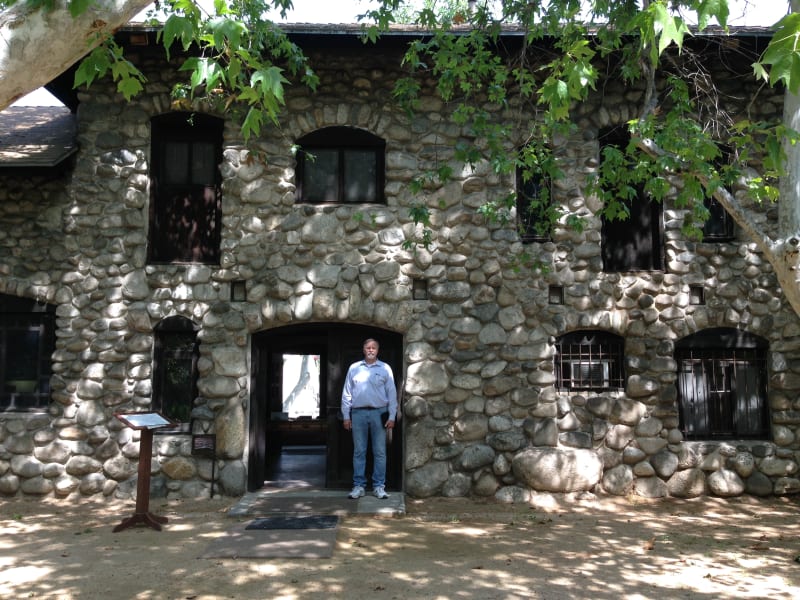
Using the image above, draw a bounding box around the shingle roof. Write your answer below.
[0,106,77,168]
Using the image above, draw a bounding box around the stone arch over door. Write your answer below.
[248,323,403,492]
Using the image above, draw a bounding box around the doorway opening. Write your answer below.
[248,324,403,492]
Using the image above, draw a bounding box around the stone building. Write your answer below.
[1,24,799,502]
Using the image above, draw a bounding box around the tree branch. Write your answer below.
[0,0,152,110]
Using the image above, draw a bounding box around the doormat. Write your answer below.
[199,518,339,559]
[246,515,339,530]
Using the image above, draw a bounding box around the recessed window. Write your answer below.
[148,113,223,264]
[153,316,199,428]
[702,197,735,242]
[548,286,564,305]
[296,127,385,204]
[676,328,768,440]
[516,166,552,242]
[556,330,624,391]
[0,294,55,412]
[599,126,663,272]
[689,286,705,305]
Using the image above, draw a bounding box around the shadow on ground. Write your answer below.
[2,492,799,599]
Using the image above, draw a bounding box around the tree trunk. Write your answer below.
[0,0,152,110]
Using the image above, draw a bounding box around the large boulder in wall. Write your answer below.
[512,447,603,493]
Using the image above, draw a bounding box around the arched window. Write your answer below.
[0,294,55,412]
[676,328,768,440]
[556,330,624,391]
[153,316,199,427]
[148,113,223,264]
[295,126,385,204]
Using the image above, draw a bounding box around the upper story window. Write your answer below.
[0,294,55,412]
[153,316,199,429]
[556,330,625,391]
[516,166,552,242]
[599,126,663,272]
[295,127,385,204]
[149,113,223,264]
[676,328,768,440]
[701,197,735,242]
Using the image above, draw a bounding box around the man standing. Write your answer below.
[341,338,397,499]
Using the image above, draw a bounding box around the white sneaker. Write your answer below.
[348,485,365,499]
[373,486,389,499]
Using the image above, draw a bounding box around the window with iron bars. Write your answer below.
[676,329,768,440]
[556,331,624,391]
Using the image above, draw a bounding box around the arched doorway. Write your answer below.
[248,324,403,492]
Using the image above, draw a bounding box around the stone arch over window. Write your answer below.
[676,328,769,440]
[148,112,224,264]
[153,315,199,428]
[555,330,625,391]
[295,126,386,204]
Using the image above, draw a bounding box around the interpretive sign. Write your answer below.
[112,412,175,532]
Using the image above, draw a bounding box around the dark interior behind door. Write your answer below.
[248,324,402,492]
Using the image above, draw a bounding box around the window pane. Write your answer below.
[0,312,52,412]
[344,150,377,203]
[702,198,734,241]
[602,197,662,271]
[677,334,768,440]
[281,354,321,419]
[157,331,196,423]
[678,360,708,437]
[303,149,339,202]
[163,142,189,185]
[517,174,551,241]
[150,113,223,265]
[191,142,216,185]
[734,363,766,436]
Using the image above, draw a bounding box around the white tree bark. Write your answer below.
[0,0,152,110]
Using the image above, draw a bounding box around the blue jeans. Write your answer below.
[351,409,387,488]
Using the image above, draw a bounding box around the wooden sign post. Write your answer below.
[113,412,176,532]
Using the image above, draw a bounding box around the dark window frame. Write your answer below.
[153,316,199,432]
[701,196,736,242]
[676,328,769,440]
[148,112,224,265]
[295,126,386,204]
[516,166,552,243]
[556,330,625,391]
[0,294,55,413]
[599,126,664,272]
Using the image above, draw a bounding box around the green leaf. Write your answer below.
[181,57,223,93]
[696,0,729,30]
[161,15,195,57]
[117,77,144,101]
[74,46,109,89]
[67,0,91,18]
[208,16,247,50]
[250,66,288,103]
[241,107,264,141]
[761,13,800,92]
[651,3,689,57]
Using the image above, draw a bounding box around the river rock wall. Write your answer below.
[1,33,799,502]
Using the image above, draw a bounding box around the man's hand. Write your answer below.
[385,420,395,429]
[343,419,351,431]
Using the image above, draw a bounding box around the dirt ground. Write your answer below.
[2,492,800,600]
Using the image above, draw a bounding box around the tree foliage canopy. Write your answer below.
[1,0,798,248]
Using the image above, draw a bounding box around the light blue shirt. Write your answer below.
[341,359,397,421]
